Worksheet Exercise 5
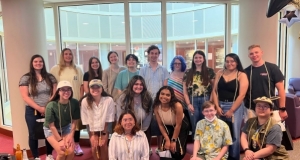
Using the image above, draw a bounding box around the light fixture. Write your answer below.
[193,20,198,22]
[83,22,89,25]
[83,44,86,46]
[217,40,221,41]
[121,22,125,24]
[49,43,52,46]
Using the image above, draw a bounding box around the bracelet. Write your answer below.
[244,148,250,152]
[57,138,63,142]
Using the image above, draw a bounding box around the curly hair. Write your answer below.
[114,110,141,135]
[153,86,179,112]
[120,75,152,113]
[170,55,186,72]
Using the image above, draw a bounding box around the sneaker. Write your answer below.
[46,155,54,160]
[34,158,41,160]
[74,144,84,156]
[155,148,160,155]
[149,148,152,155]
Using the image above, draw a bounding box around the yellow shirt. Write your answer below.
[50,65,83,100]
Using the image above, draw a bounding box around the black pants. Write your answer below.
[163,116,190,160]
[25,106,53,158]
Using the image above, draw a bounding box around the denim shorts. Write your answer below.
[43,124,71,138]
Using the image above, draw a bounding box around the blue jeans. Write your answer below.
[188,96,209,136]
[25,106,53,158]
[219,101,244,160]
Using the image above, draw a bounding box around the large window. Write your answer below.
[59,3,126,70]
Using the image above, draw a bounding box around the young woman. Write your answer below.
[114,54,139,94]
[183,50,215,136]
[154,86,190,160]
[81,79,115,160]
[190,101,232,160]
[211,53,249,160]
[102,51,126,100]
[83,57,103,94]
[116,75,152,146]
[109,110,149,160]
[43,81,80,160]
[19,55,57,160]
[241,96,289,160]
[167,55,187,105]
[50,48,84,155]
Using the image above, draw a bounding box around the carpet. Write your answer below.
[1,133,300,160]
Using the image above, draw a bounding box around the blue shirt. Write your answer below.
[114,69,139,91]
[139,64,169,99]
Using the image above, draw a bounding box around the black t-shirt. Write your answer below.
[244,62,284,110]
[83,72,100,81]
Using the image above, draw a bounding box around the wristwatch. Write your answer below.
[171,138,177,142]
[279,107,286,111]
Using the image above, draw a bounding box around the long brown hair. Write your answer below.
[114,110,140,135]
[88,57,103,82]
[58,48,78,76]
[27,54,54,97]
[121,75,152,113]
[83,87,111,109]
[185,50,209,86]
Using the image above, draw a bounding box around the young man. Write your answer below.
[244,44,288,121]
[139,45,169,154]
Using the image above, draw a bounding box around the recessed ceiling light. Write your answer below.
[83,44,86,46]
[83,22,89,25]
[116,45,119,46]
[49,44,52,46]
[121,22,125,24]
[193,20,198,22]
[217,40,221,41]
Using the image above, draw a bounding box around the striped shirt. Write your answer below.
[19,73,57,106]
[81,96,115,131]
[167,74,185,103]
[139,64,169,99]
[109,131,149,160]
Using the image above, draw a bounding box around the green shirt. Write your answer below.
[44,98,80,128]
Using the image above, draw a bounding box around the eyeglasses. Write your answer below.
[225,60,236,64]
[256,104,270,110]
[60,88,71,93]
[203,109,215,114]
[174,63,182,66]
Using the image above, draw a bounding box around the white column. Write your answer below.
[2,0,47,149]
[238,0,279,66]
[286,23,300,80]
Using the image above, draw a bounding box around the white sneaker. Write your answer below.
[74,144,84,156]
[46,155,54,160]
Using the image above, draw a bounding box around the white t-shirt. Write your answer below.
[81,96,115,131]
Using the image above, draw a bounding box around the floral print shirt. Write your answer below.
[194,118,232,160]
[183,68,215,96]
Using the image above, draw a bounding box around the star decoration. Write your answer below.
[279,8,300,27]
[284,10,297,21]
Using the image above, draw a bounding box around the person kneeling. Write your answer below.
[43,81,80,160]
[241,96,289,160]
[191,101,232,160]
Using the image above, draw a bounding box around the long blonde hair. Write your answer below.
[58,48,78,76]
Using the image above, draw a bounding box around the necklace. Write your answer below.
[124,135,134,160]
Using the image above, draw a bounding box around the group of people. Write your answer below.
[19,44,290,160]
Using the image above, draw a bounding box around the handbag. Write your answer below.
[281,123,293,150]
[34,118,45,139]
[158,139,175,160]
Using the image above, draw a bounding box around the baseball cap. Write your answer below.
[89,79,103,88]
[57,80,72,89]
